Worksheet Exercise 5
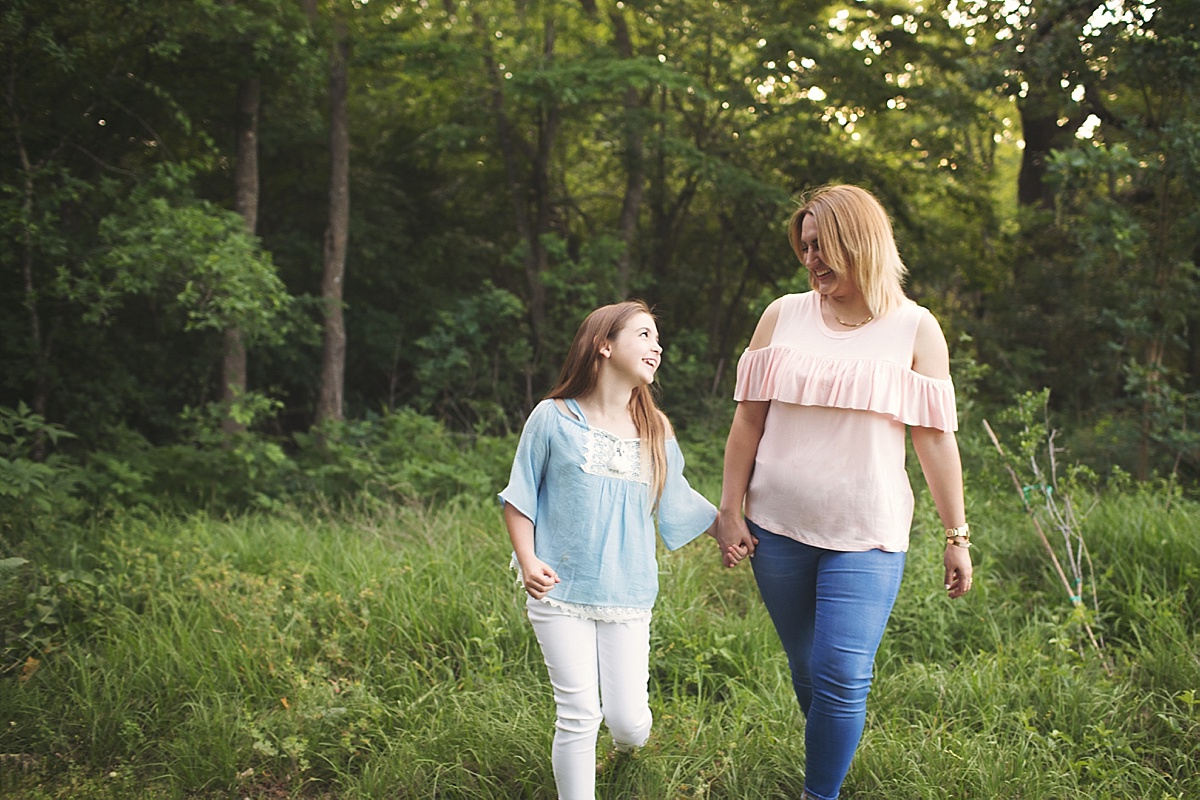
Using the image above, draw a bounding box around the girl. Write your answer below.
[499,300,719,800]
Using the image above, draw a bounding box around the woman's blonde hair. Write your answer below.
[546,300,668,507]
[787,184,908,317]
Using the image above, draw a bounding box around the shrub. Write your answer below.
[0,404,84,546]
[293,408,516,509]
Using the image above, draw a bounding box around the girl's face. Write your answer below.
[602,311,662,385]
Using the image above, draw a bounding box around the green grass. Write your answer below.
[2,486,1198,798]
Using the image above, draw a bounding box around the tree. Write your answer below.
[72,166,293,415]
[948,1,1156,208]
[5,0,1195,487]
[225,76,261,436]
[307,0,353,425]
[1041,2,1200,477]
[1,0,153,447]
[0,0,315,442]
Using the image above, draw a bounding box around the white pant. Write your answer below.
[526,598,653,800]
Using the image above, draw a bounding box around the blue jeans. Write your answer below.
[748,519,906,800]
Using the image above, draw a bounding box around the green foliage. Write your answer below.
[144,396,297,512]
[293,409,516,508]
[68,164,292,343]
[1120,359,1200,478]
[4,0,1200,509]
[87,404,516,515]
[0,399,520,533]
[984,389,1108,661]
[0,565,101,682]
[5,3,1200,793]
[0,405,82,545]
[413,282,533,434]
[1,482,1198,798]
[32,396,299,517]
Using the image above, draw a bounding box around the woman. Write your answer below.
[500,300,719,800]
[716,185,973,800]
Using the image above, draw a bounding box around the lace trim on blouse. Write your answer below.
[538,597,652,623]
[580,428,648,483]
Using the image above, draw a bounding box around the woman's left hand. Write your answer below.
[943,543,973,599]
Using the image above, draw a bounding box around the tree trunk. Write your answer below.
[1016,103,1061,209]
[608,4,645,299]
[314,12,350,425]
[222,74,260,435]
[1015,2,1093,210]
[471,5,558,405]
[530,13,557,332]
[1189,241,1200,392]
[12,117,49,459]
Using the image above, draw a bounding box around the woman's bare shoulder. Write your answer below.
[747,296,787,350]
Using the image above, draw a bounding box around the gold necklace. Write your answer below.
[822,295,873,328]
[835,313,873,328]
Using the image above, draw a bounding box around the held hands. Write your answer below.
[943,542,973,599]
[723,543,751,569]
[715,510,758,569]
[518,557,560,599]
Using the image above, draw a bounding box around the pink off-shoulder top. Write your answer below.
[733,291,957,553]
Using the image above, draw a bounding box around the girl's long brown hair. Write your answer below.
[545,300,669,507]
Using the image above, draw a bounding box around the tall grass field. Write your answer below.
[2,476,1198,798]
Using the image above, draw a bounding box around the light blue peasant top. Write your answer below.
[499,398,717,618]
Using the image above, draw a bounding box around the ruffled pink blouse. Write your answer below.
[733,292,957,552]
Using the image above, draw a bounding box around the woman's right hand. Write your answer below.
[518,557,560,599]
[716,509,757,568]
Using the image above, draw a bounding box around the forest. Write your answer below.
[2,0,1197,482]
[2,1,1200,797]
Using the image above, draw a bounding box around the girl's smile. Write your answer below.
[603,311,663,385]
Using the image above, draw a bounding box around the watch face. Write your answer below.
[945,524,969,544]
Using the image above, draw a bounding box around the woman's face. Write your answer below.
[799,214,858,299]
